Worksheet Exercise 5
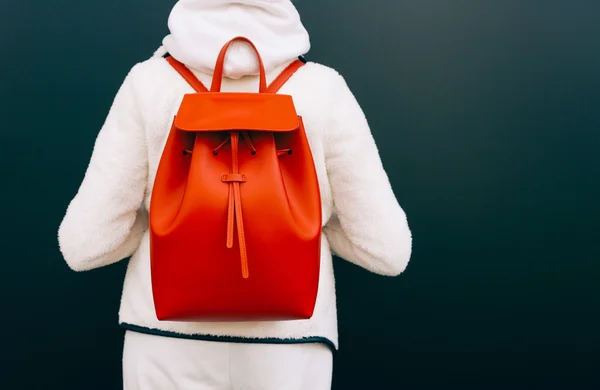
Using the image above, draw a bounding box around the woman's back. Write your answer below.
[57,1,412,388]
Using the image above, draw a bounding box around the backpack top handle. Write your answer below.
[210,36,267,93]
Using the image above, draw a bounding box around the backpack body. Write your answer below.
[149,37,322,322]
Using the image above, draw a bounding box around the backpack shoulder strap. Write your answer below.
[165,54,305,94]
[165,55,209,93]
[266,59,306,94]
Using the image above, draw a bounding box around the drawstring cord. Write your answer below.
[220,132,249,279]
[213,131,256,156]
[183,132,292,279]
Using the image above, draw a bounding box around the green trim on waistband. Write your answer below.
[120,322,337,354]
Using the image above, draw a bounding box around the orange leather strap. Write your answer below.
[165,56,209,93]
[266,59,305,93]
[211,36,268,92]
[223,132,250,279]
[165,56,304,95]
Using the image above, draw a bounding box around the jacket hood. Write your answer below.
[162,0,310,79]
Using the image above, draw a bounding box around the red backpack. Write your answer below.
[149,37,322,322]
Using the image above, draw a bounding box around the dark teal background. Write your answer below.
[1,1,599,389]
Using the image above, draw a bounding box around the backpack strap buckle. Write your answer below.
[221,174,247,183]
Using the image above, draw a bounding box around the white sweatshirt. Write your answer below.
[57,49,412,350]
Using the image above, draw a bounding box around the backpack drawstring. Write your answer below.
[186,133,289,158]
[211,131,291,279]
[240,132,257,155]
[213,131,256,156]
[219,131,250,279]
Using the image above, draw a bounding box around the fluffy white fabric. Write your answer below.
[123,331,333,389]
[163,0,310,78]
[58,49,412,349]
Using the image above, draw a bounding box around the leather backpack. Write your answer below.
[149,37,322,322]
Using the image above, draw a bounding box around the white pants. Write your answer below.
[123,330,333,390]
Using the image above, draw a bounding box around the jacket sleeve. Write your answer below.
[58,64,148,272]
[322,73,412,276]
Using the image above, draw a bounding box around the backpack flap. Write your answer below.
[174,92,300,132]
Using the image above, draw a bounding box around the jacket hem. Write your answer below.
[120,322,337,354]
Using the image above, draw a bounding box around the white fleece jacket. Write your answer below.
[57,50,412,350]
